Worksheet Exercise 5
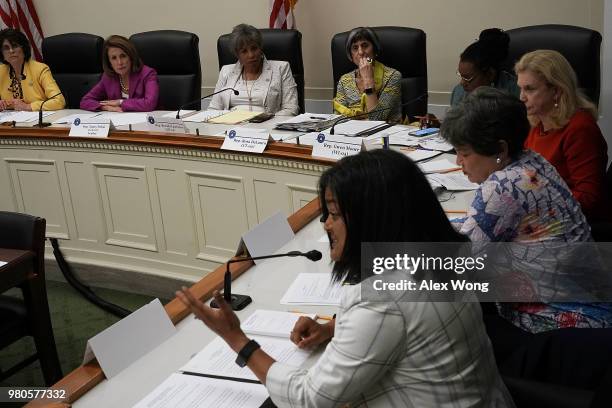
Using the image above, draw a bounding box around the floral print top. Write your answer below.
[457,149,612,333]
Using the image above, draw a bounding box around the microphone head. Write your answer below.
[305,250,323,261]
[233,90,239,95]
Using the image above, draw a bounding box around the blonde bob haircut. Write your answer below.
[515,49,597,129]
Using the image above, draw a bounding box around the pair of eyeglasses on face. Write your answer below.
[456,71,477,83]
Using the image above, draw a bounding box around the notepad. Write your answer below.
[208,110,261,124]
[418,158,461,174]
[241,309,316,338]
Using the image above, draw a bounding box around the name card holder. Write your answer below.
[68,117,112,138]
[221,128,271,154]
[311,133,364,160]
[132,115,187,134]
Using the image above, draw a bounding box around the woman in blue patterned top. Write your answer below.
[442,86,612,393]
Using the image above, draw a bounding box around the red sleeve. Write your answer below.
[561,114,608,218]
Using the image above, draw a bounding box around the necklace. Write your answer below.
[119,76,129,95]
[242,69,259,111]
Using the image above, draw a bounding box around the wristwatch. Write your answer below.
[235,339,260,367]
[364,87,374,95]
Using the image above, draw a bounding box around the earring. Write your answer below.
[554,102,559,108]
[496,157,501,164]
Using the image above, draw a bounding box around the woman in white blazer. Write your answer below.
[209,24,299,116]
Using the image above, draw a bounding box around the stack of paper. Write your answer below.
[181,110,230,123]
[208,110,261,124]
[401,148,442,162]
[241,309,315,338]
[275,113,340,132]
[332,120,388,137]
[52,113,101,124]
[280,273,343,306]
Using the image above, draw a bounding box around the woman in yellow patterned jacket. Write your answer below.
[333,27,401,122]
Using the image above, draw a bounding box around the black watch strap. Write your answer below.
[235,339,260,367]
[364,87,374,95]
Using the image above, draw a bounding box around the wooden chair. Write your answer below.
[0,211,62,385]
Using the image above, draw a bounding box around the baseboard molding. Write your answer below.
[45,259,195,300]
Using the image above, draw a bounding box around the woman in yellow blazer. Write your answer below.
[0,28,65,111]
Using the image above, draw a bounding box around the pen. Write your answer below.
[289,310,335,321]
[444,210,467,214]
[310,116,327,120]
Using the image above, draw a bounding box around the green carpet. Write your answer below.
[0,279,167,388]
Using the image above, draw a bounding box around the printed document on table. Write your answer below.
[161,110,195,118]
[332,120,386,136]
[280,273,343,305]
[0,111,53,123]
[427,173,479,191]
[52,113,101,124]
[131,373,269,408]
[276,113,339,124]
[181,110,230,122]
[208,110,260,124]
[418,158,461,174]
[180,335,311,381]
[241,310,316,338]
[401,148,441,162]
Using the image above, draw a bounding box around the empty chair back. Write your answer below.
[130,30,201,110]
[331,26,427,121]
[501,24,602,105]
[217,29,305,113]
[42,33,104,109]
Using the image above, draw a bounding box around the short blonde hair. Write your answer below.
[515,49,597,128]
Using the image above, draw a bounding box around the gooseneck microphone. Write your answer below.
[211,249,323,311]
[175,87,240,119]
[329,93,428,135]
[35,91,63,128]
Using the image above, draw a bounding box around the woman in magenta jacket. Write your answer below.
[80,35,159,112]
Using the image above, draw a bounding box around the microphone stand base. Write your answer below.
[34,122,52,128]
[210,293,252,311]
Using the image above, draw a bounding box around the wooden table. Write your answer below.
[0,248,35,293]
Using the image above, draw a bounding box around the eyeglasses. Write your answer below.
[2,44,22,52]
[456,70,476,83]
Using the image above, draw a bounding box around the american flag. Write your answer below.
[269,0,297,29]
[0,0,44,61]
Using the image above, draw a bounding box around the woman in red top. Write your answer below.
[516,50,609,222]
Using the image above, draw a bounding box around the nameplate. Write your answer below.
[132,115,187,134]
[82,298,176,378]
[68,117,111,138]
[238,211,294,264]
[221,128,270,154]
[311,133,363,160]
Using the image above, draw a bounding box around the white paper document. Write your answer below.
[418,158,461,174]
[280,273,343,305]
[401,148,442,162]
[332,120,386,136]
[181,109,230,123]
[180,335,310,381]
[0,111,54,123]
[276,112,339,124]
[162,110,195,118]
[419,136,454,152]
[131,373,269,408]
[427,173,479,191]
[0,260,7,267]
[52,113,101,124]
[241,309,316,338]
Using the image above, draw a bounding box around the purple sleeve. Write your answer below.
[80,78,108,111]
[121,68,159,112]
